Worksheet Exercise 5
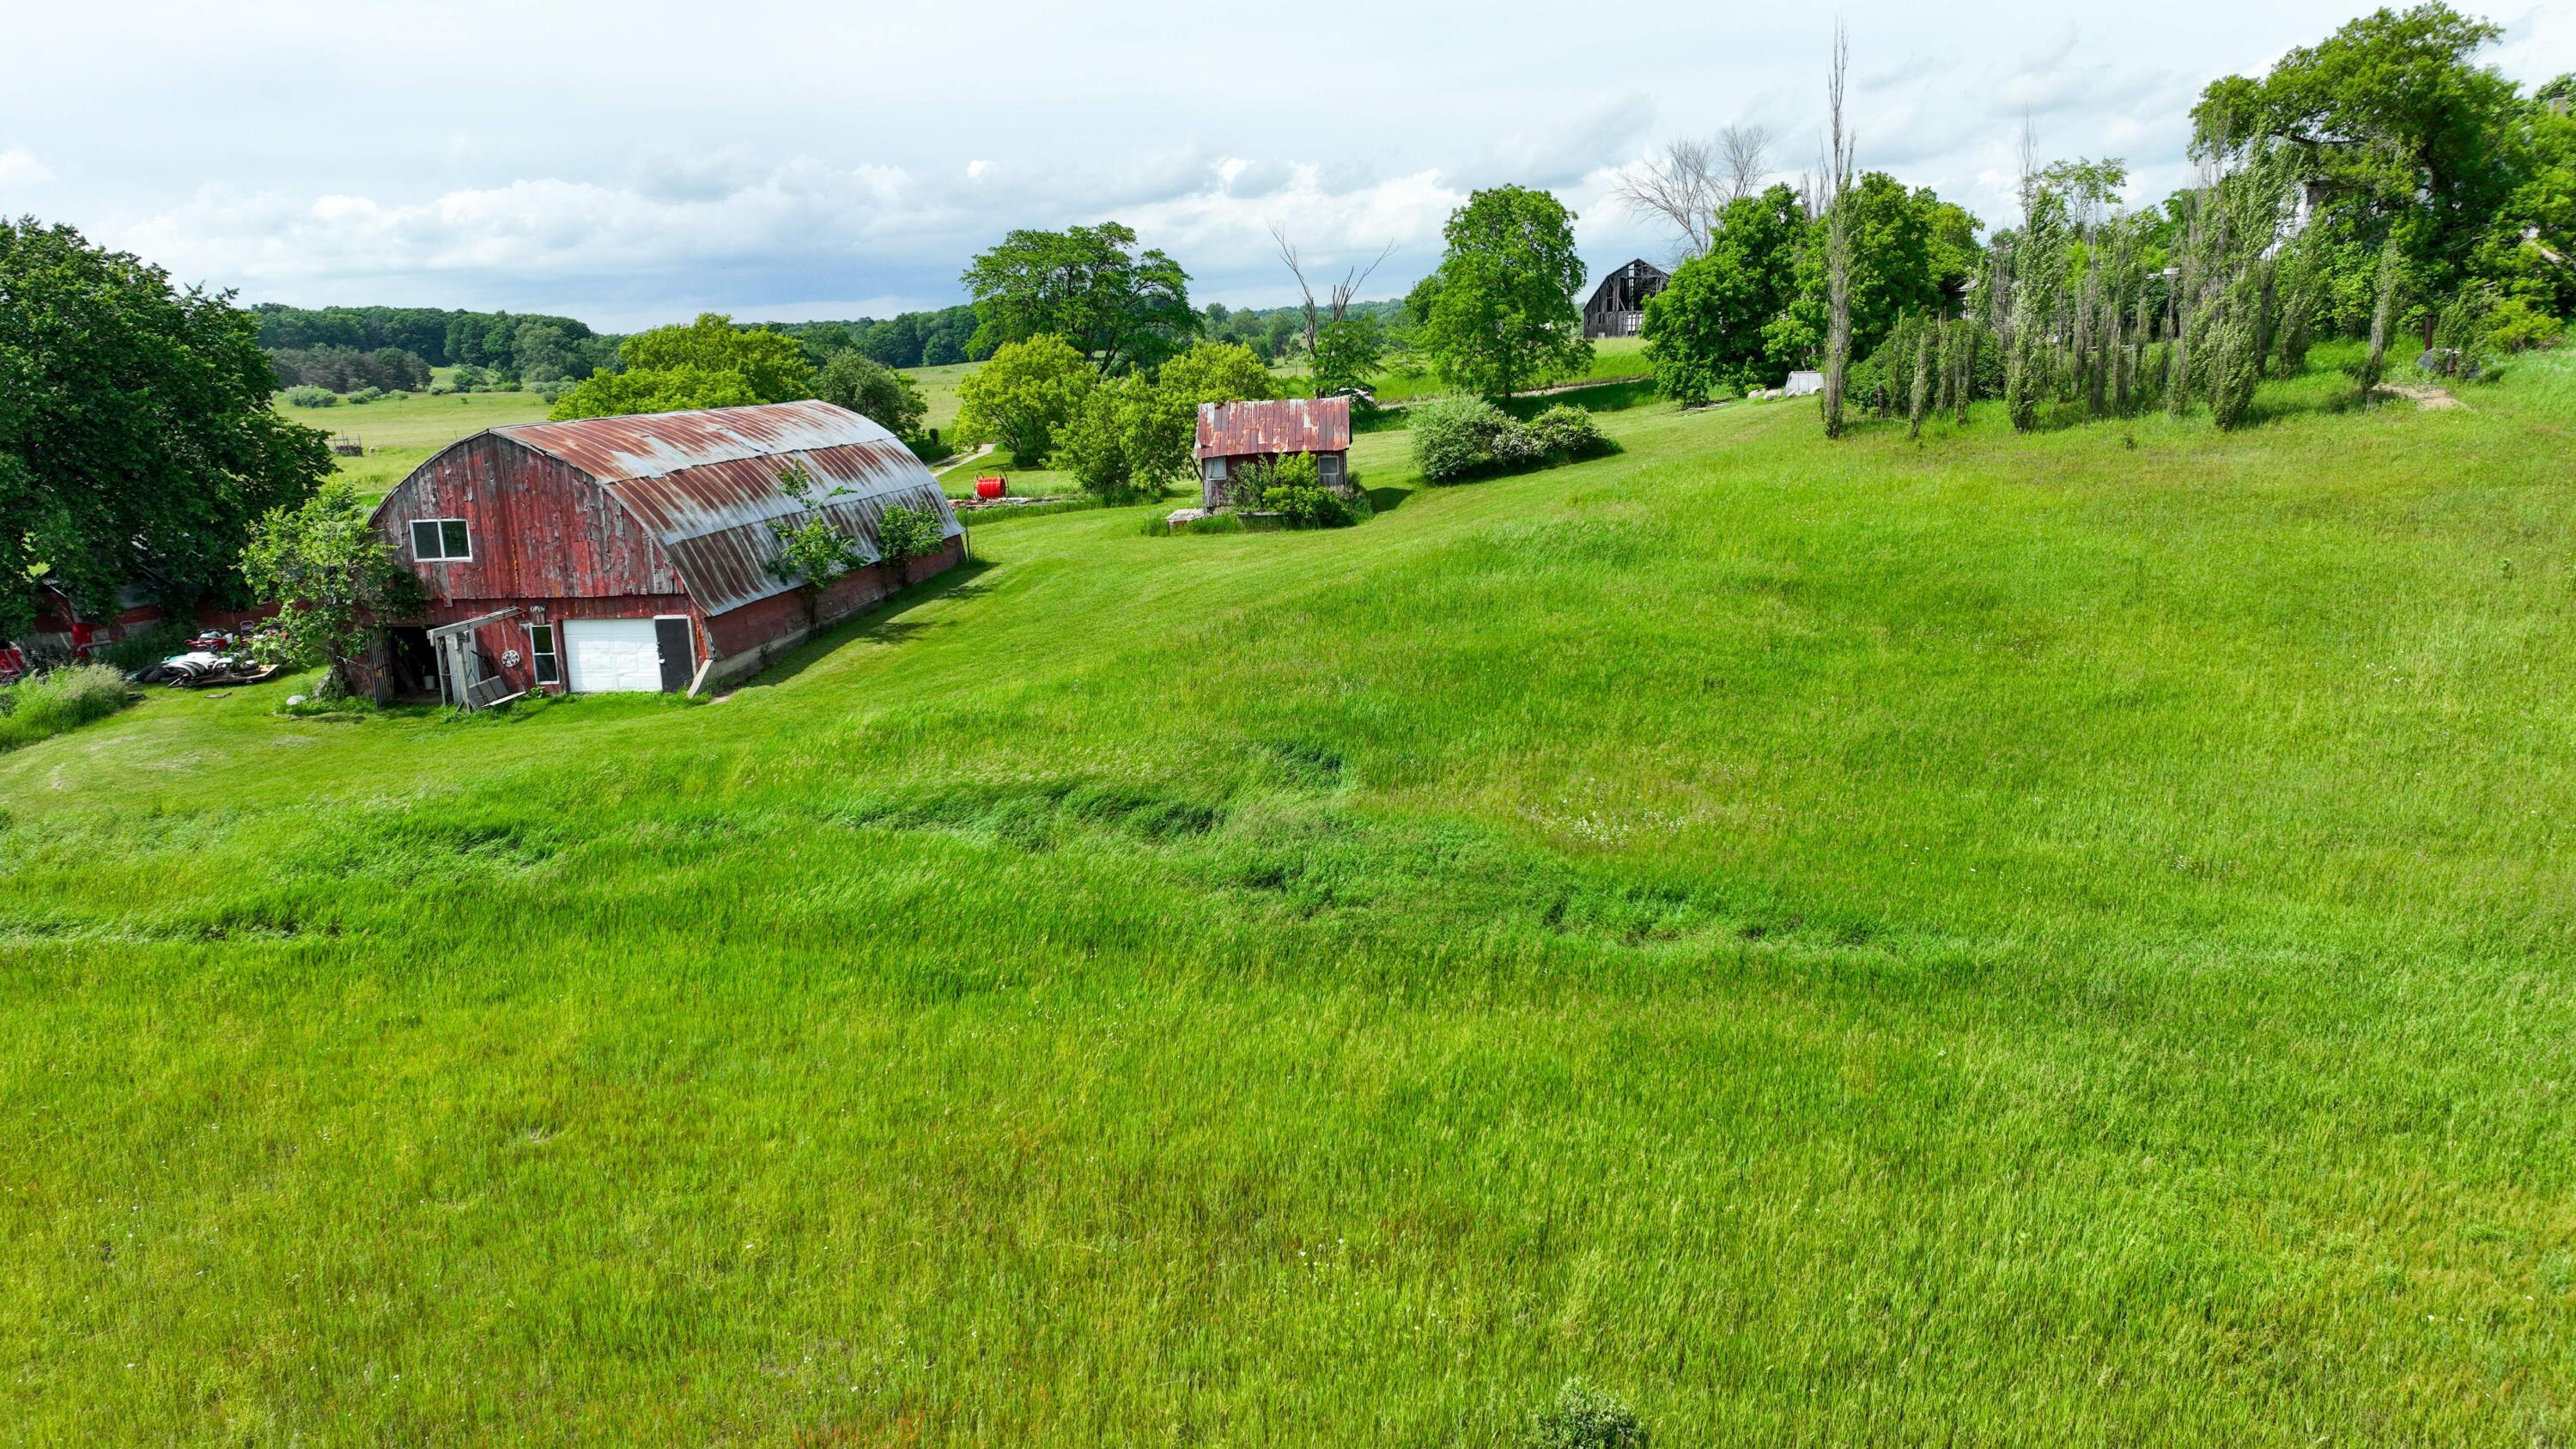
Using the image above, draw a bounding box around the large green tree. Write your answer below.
[1770,174,1975,369]
[548,314,814,421]
[814,351,928,441]
[1417,186,1592,399]
[2191,3,2528,320]
[951,335,1095,461]
[1642,185,1809,403]
[1051,339,1276,497]
[961,222,1198,374]
[1,218,331,639]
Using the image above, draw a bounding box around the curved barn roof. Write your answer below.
[489,400,962,616]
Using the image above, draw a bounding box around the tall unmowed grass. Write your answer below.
[4,355,2576,1444]
[0,663,131,752]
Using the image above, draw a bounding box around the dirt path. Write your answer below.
[1378,374,1655,410]
[939,442,998,474]
[2381,383,2464,411]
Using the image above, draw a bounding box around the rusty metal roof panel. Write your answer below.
[494,401,962,616]
[1195,398,1352,459]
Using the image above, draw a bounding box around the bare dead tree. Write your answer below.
[1272,225,1397,358]
[1717,123,1772,203]
[1614,138,1722,261]
[1820,21,1857,439]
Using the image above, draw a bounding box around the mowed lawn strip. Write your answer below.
[4,355,2574,1443]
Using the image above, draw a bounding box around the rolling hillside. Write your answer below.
[7,360,2575,1443]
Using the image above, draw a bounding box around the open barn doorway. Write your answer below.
[384,627,440,701]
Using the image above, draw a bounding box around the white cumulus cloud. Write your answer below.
[0,146,56,186]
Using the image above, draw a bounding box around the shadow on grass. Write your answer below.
[750,560,997,688]
[1499,378,1659,417]
[1364,484,1416,517]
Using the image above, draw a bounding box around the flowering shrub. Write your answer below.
[1411,398,1615,484]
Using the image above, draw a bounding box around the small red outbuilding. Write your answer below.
[361,400,963,706]
[1194,397,1352,509]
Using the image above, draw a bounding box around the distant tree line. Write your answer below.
[252,303,618,393]
[767,305,986,370]
[266,344,432,393]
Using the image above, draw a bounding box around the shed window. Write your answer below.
[1319,454,1344,484]
[1205,456,1228,480]
[527,623,559,686]
[410,518,472,562]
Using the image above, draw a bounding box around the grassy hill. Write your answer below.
[296,385,551,497]
[9,356,2576,1443]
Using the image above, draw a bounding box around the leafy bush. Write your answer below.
[0,664,133,754]
[1522,404,1610,461]
[1261,484,1355,528]
[874,502,947,584]
[347,387,385,405]
[1411,395,1511,482]
[1270,452,1321,490]
[1524,1380,1648,1449]
[2486,297,2565,354]
[282,385,339,408]
[1411,396,1613,484]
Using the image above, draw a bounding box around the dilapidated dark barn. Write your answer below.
[1583,259,1669,338]
[361,400,963,706]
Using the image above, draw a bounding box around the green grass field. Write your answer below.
[290,387,552,498]
[11,355,2576,1443]
[902,360,976,436]
[1372,334,1653,404]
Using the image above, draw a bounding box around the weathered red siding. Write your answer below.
[366,404,965,697]
[382,435,683,600]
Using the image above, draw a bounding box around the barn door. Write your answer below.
[653,617,695,693]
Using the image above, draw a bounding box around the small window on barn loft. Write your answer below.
[410,518,472,562]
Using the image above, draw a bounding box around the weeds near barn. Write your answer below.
[5,357,2576,1443]
[0,663,131,753]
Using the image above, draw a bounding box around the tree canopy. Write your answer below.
[2,218,331,638]
[1768,174,1980,368]
[1417,186,1592,399]
[951,334,1095,461]
[961,222,1198,374]
[1642,185,1810,402]
[815,351,928,442]
[547,314,814,421]
[2190,3,2541,319]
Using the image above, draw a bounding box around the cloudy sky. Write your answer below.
[3,1,2568,331]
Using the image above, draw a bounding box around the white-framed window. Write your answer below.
[526,622,560,686]
[410,518,472,562]
[1318,454,1344,484]
[1205,456,1228,480]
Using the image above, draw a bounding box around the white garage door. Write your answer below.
[562,618,663,693]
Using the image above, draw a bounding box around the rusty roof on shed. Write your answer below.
[489,401,962,617]
[1195,398,1351,460]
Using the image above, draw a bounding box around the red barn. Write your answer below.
[360,400,963,706]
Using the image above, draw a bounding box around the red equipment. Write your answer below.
[974,476,1005,500]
